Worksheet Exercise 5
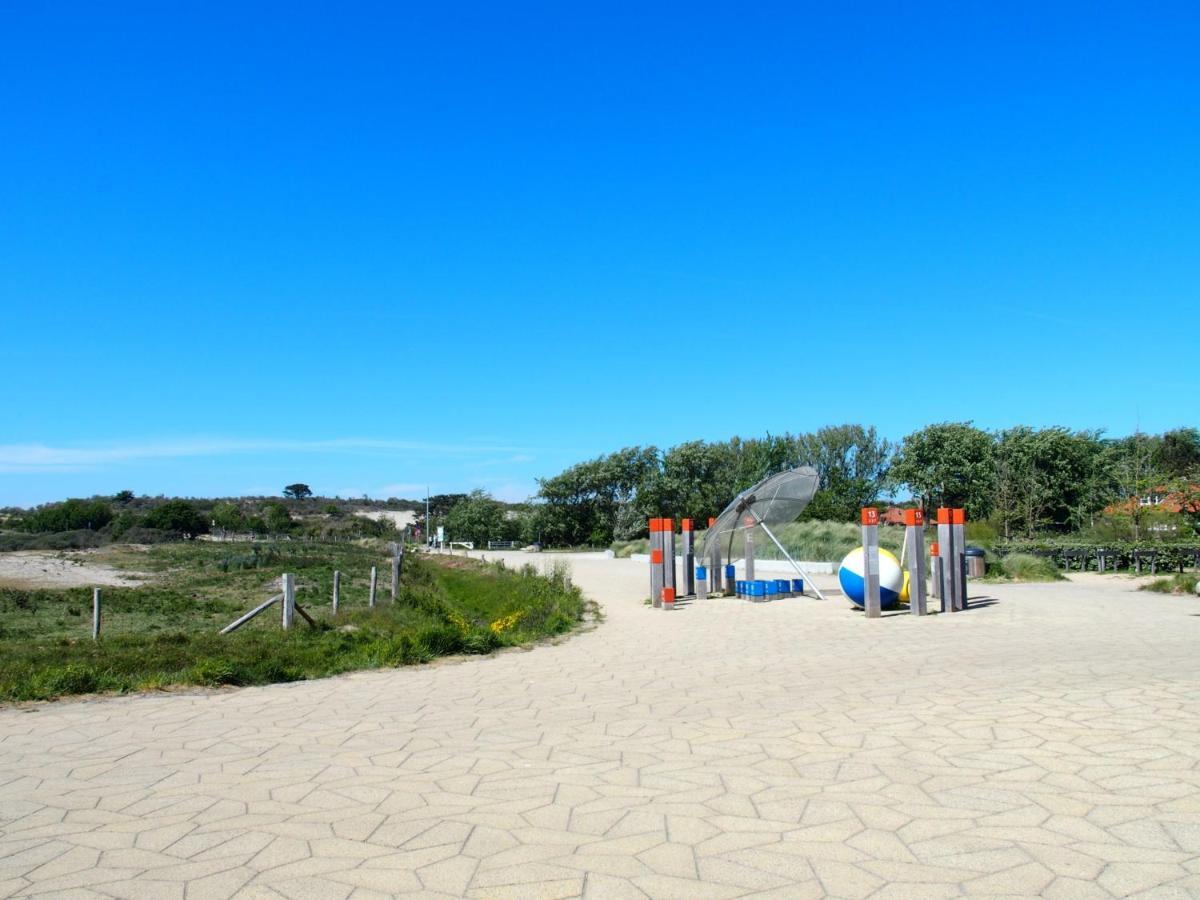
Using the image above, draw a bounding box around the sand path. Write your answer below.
[1,552,1199,897]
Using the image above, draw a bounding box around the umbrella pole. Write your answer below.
[746,510,830,602]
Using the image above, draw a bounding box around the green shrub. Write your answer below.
[19,499,113,533]
[1001,553,1064,582]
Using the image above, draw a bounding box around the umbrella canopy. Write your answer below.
[699,467,820,560]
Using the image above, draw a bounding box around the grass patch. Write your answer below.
[0,542,586,702]
[993,553,1065,582]
[1140,573,1200,595]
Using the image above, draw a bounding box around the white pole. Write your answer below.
[92,588,101,640]
[369,566,377,608]
[332,570,341,614]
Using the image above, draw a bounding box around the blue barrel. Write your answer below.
[725,564,736,584]
[775,578,790,597]
[696,565,707,581]
[752,580,767,599]
[735,579,744,598]
[792,578,804,595]
[765,580,778,599]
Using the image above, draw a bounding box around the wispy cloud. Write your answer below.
[0,438,529,474]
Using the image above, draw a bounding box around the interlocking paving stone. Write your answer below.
[2,556,1199,897]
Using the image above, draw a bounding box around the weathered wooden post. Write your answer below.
[707,517,722,595]
[92,587,101,640]
[930,541,942,603]
[937,509,958,612]
[904,509,928,616]
[390,542,401,600]
[696,564,708,600]
[952,508,968,610]
[332,570,341,614]
[663,518,676,596]
[649,518,664,608]
[861,507,882,619]
[681,519,695,596]
[282,573,295,630]
[368,566,377,608]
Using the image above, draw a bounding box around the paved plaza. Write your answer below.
[2,553,1199,898]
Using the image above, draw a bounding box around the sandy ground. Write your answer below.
[3,550,1199,897]
[355,508,418,530]
[0,548,147,589]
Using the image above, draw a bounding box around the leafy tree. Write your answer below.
[264,502,294,533]
[992,427,1100,537]
[283,483,312,500]
[211,502,245,533]
[535,446,660,545]
[1155,428,1200,478]
[796,424,893,519]
[891,422,995,519]
[143,500,209,536]
[445,490,518,547]
[112,490,135,504]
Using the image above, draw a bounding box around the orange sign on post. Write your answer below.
[937,508,952,525]
[951,508,965,525]
[861,507,879,526]
[904,508,925,527]
[681,518,693,532]
[930,541,940,556]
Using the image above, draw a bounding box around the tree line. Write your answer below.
[522,423,1200,547]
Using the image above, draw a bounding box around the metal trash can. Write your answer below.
[965,546,986,578]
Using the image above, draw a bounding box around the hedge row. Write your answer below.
[993,541,1200,572]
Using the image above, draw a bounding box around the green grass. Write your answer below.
[994,553,1065,582]
[0,542,587,702]
[1140,573,1200,595]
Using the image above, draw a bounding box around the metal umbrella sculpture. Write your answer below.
[699,467,830,602]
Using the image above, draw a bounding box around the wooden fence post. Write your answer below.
[282,573,295,630]
[332,570,341,614]
[92,588,101,640]
[369,566,377,608]
[391,543,401,600]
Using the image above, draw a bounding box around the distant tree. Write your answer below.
[322,503,343,517]
[143,500,209,536]
[112,490,135,504]
[264,502,294,533]
[445,490,518,547]
[1155,428,1200,478]
[283,483,313,500]
[211,502,245,533]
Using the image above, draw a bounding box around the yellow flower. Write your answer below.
[489,610,525,634]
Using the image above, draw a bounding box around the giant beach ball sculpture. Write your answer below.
[838,546,907,609]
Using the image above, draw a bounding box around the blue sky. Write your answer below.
[2,3,1197,507]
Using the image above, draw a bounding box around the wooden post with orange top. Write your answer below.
[903,508,928,616]
[649,518,664,608]
[952,508,967,610]
[662,518,676,597]
[681,518,695,597]
[929,540,942,602]
[861,507,882,619]
[937,508,958,612]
